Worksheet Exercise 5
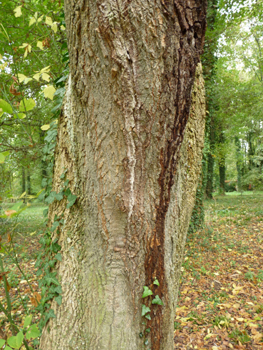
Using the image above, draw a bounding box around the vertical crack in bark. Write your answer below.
[144,1,207,349]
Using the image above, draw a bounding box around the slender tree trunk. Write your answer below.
[22,167,26,194]
[205,117,215,199]
[40,2,207,349]
[219,161,225,194]
[27,171,32,196]
[235,136,242,192]
[218,130,225,195]
[248,131,254,170]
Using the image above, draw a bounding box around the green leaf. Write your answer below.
[66,194,77,208]
[25,324,40,340]
[55,192,64,201]
[46,276,60,286]
[55,253,62,261]
[2,151,10,157]
[146,328,151,333]
[0,99,13,114]
[54,285,62,294]
[0,153,6,163]
[141,304,151,317]
[24,314,32,328]
[152,295,163,306]
[5,346,12,350]
[0,339,5,347]
[55,295,62,305]
[142,286,153,298]
[144,339,149,346]
[17,113,26,119]
[19,98,36,112]
[10,201,23,212]
[7,331,24,349]
[153,278,160,286]
[45,192,56,204]
[145,314,151,320]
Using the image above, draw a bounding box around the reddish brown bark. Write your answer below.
[144,1,206,348]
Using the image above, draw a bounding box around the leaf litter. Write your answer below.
[175,193,263,349]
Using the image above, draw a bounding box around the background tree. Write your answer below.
[0,0,67,200]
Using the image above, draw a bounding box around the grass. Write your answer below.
[0,203,47,342]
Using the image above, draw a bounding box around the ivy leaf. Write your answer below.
[152,295,163,306]
[141,304,151,317]
[153,278,160,286]
[25,324,40,340]
[55,295,62,305]
[142,286,153,298]
[55,192,64,201]
[45,191,56,204]
[7,331,24,349]
[0,99,13,114]
[55,253,62,261]
[145,314,151,320]
[66,194,77,208]
[46,276,60,286]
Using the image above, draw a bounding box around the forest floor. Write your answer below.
[0,193,262,349]
[175,192,263,350]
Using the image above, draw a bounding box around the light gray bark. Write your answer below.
[40,1,206,349]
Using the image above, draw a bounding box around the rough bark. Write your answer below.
[40,1,206,349]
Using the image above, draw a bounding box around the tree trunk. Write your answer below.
[235,136,242,192]
[27,171,32,196]
[219,161,225,194]
[22,167,26,194]
[205,120,215,199]
[218,130,225,195]
[40,2,207,349]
